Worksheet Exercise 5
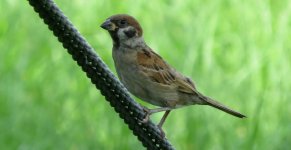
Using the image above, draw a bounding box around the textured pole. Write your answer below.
[27,0,175,149]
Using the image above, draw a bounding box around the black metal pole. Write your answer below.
[27,0,175,149]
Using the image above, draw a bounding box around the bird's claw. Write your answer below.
[140,106,151,123]
[140,106,166,138]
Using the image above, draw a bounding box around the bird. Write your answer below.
[100,14,246,137]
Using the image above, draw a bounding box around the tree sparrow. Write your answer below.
[100,14,246,137]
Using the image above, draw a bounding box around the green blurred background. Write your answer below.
[1,0,291,149]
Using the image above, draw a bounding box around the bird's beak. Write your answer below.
[100,19,116,31]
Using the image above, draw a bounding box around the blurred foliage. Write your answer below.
[1,0,291,149]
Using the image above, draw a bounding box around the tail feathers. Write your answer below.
[199,93,246,118]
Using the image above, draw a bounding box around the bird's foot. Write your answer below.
[140,106,152,123]
[140,107,169,138]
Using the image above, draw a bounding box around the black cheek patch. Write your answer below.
[124,29,136,38]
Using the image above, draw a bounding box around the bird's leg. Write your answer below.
[157,110,171,138]
[141,107,173,123]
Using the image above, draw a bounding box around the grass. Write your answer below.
[1,0,291,149]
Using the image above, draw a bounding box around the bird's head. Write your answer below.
[100,14,143,47]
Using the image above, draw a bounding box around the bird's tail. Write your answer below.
[198,92,246,118]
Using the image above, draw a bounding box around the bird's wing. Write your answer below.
[136,48,196,94]
[175,77,196,94]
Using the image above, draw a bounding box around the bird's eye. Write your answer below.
[119,20,127,26]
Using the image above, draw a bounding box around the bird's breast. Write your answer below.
[112,47,140,88]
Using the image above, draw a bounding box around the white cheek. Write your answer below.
[117,29,127,40]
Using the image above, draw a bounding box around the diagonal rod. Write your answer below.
[27,0,175,149]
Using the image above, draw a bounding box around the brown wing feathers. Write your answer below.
[137,49,176,85]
